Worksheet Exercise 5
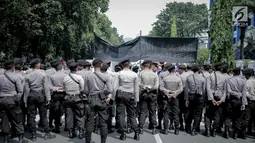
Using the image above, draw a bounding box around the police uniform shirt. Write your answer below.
[179,71,190,88]
[0,68,5,75]
[77,69,92,83]
[246,77,255,101]
[202,71,211,78]
[139,69,159,91]
[63,73,84,95]
[187,70,194,75]
[84,71,112,96]
[160,71,183,97]
[206,71,228,101]
[46,68,56,78]
[49,71,67,92]
[0,71,23,97]
[184,72,206,101]
[14,71,25,87]
[24,69,51,102]
[115,69,139,102]
[226,76,248,105]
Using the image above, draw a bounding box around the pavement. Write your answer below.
[2,116,255,143]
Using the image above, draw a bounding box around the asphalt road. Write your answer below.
[6,124,255,143]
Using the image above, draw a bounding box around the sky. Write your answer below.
[106,0,209,39]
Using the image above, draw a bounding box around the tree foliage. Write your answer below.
[149,2,208,37]
[0,0,123,61]
[197,48,209,64]
[171,15,177,37]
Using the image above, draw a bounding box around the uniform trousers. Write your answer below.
[50,93,65,129]
[178,91,188,127]
[116,90,139,133]
[27,91,50,134]
[85,96,108,142]
[64,95,85,131]
[186,95,204,131]
[204,101,223,130]
[0,96,24,136]
[138,91,157,129]
[224,97,243,132]
[163,97,180,130]
[247,100,255,133]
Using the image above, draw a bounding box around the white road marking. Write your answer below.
[154,134,163,143]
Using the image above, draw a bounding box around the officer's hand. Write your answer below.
[106,97,111,104]
[185,101,189,107]
[46,100,50,105]
[241,105,245,111]
[212,100,217,105]
[216,101,222,106]
[24,102,27,107]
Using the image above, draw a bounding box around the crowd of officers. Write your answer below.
[0,57,255,143]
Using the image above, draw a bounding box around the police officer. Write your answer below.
[243,68,255,136]
[184,65,205,136]
[150,62,158,73]
[178,65,189,131]
[48,60,67,133]
[0,60,26,143]
[114,59,140,141]
[138,60,159,135]
[202,64,211,78]
[203,63,228,137]
[24,58,55,141]
[160,64,183,135]
[224,67,247,139]
[46,60,57,77]
[84,59,112,143]
[157,63,171,130]
[63,62,85,139]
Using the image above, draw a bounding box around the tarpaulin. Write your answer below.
[94,35,198,63]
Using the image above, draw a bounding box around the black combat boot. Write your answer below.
[68,130,76,139]
[180,124,185,131]
[191,128,198,136]
[211,129,216,137]
[30,133,37,141]
[127,127,133,134]
[160,129,168,135]
[152,128,158,135]
[233,131,238,139]
[120,132,127,141]
[175,128,180,135]
[139,128,144,134]
[44,132,56,140]
[3,136,9,143]
[224,127,230,139]
[79,129,84,139]
[18,134,28,143]
[134,132,140,141]
[202,127,210,137]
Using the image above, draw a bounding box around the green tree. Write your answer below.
[171,15,177,37]
[149,2,208,37]
[197,48,209,64]
[0,0,123,61]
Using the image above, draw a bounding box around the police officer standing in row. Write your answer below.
[138,60,159,135]
[160,64,183,135]
[224,67,247,139]
[24,58,56,141]
[84,59,112,143]
[63,62,85,139]
[115,60,140,141]
[184,65,205,136]
[0,60,27,143]
[204,63,228,137]
[49,60,67,133]
[243,68,255,135]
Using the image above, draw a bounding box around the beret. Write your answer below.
[77,59,91,66]
[232,67,241,72]
[191,64,200,70]
[14,58,23,65]
[67,59,75,66]
[50,59,58,66]
[120,59,130,66]
[178,65,186,69]
[168,65,175,71]
[40,64,46,70]
[214,62,223,69]
[68,62,78,68]
[150,62,158,67]
[163,63,171,70]
[243,68,254,74]
[52,60,62,68]
[220,64,228,70]
[29,58,41,65]
[104,60,111,64]
[203,64,211,68]
[4,60,14,67]
[187,64,193,69]
[142,60,152,65]
[92,58,103,66]
[101,63,109,71]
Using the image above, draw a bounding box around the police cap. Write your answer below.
[178,65,186,70]
[29,58,41,66]
[243,68,254,75]
[142,60,152,66]
[68,62,78,68]
[92,59,103,66]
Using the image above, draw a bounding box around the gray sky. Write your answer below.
[106,0,209,38]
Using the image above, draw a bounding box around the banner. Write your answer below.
[94,35,198,63]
